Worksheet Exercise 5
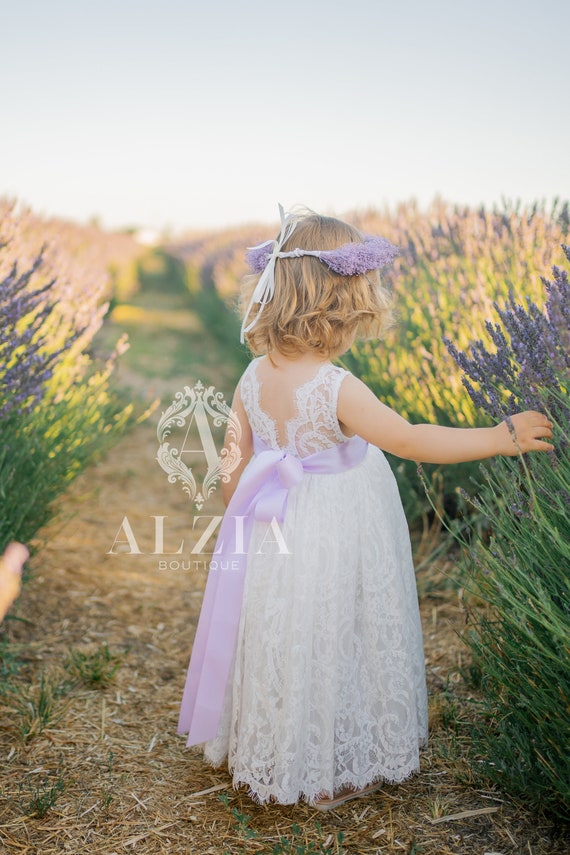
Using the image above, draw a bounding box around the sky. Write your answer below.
[1,0,568,232]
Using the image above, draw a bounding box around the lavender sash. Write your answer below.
[177,432,368,746]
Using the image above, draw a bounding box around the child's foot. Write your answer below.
[312,781,383,812]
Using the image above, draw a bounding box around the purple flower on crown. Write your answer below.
[246,241,275,273]
[246,235,400,276]
[317,236,400,275]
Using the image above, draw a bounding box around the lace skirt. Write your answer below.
[202,445,428,805]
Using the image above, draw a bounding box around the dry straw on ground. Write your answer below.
[1,354,567,855]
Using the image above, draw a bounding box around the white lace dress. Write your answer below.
[203,358,428,804]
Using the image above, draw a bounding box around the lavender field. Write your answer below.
[0,197,568,853]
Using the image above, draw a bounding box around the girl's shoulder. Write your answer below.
[238,356,263,385]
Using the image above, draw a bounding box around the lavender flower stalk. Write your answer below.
[0,244,77,418]
[444,244,570,430]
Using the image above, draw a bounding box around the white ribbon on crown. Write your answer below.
[240,204,298,344]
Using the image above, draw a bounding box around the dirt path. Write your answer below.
[0,265,566,854]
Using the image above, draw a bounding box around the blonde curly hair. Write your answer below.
[240,211,393,358]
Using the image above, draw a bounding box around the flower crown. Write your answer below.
[246,233,399,276]
[240,204,400,343]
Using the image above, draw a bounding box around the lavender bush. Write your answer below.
[446,247,570,818]
[0,202,137,550]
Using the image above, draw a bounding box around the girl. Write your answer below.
[177,206,553,810]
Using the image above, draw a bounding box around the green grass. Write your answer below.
[65,642,125,687]
[17,769,66,818]
[219,793,345,854]
[6,670,72,741]
[0,635,24,690]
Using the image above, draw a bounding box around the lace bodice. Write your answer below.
[239,358,351,458]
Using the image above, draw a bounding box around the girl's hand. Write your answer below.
[494,411,554,455]
[0,542,28,622]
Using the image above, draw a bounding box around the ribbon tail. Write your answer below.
[177,449,284,745]
[178,550,248,745]
[253,486,289,523]
[176,555,221,737]
[240,261,276,342]
[240,204,299,342]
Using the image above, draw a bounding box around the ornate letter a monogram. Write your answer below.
[156,381,241,510]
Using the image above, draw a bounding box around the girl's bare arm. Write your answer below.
[338,375,554,464]
[221,383,253,506]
